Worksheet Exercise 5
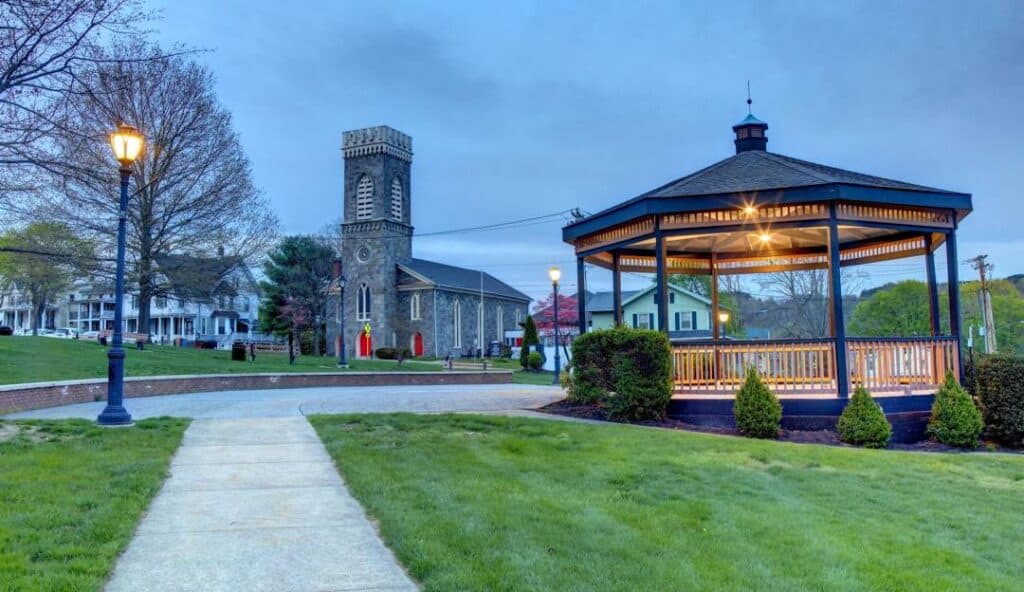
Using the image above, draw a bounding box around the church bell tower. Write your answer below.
[338,125,413,356]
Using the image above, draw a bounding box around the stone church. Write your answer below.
[329,126,530,358]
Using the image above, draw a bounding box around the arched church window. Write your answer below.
[496,306,503,337]
[390,177,403,221]
[357,283,371,321]
[453,300,462,349]
[356,175,374,220]
[410,291,421,320]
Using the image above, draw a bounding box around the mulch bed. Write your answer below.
[538,399,1019,454]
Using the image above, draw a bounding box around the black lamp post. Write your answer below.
[549,266,561,385]
[97,123,143,426]
[334,258,348,368]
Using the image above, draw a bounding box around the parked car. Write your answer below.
[44,328,76,339]
[80,330,100,340]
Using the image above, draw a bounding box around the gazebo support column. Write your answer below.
[612,252,623,326]
[655,232,668,332]
[710,253,720,340]
[577,256,587,335]
[827,208,850,398]
[945,224,964,380]
[924,234,941,335]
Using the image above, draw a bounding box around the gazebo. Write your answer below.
[562,111,971,433]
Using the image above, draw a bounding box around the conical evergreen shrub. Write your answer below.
[733,368,782,439]
[928,371,984,448]
[837,386,892,448]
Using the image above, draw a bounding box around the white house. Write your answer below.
[61,254,261,345]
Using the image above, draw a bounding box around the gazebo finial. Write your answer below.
[747,80,752,115]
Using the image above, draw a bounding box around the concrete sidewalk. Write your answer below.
[106,416,417,592]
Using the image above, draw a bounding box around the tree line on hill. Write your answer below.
[0,1,278,333]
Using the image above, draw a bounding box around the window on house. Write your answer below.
[670,292,675,304]
[633,313,654,330]
[515,308,522,326]
[155,297,166,308]
[410,292,420,320]
[357,283,371,321]
[356,175,374,220]
[674,311,696,331]
[453,300,462,349]
[390,177,403,221]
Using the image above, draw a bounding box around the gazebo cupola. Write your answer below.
[563,107,973,417]
[732,113,768,153]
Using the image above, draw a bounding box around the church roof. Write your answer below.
[642,149,956,199]
[400,258,531,303]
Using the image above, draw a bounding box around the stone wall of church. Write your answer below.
[422,290,528,358]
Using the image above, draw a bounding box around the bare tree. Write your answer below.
[755,268,866,338]
[756,269,831,338]
[0,0,153,212]
[44,41,279,336]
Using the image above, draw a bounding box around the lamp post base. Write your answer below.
[96,405,133,426]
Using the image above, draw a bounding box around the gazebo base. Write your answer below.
[668,394,935,443]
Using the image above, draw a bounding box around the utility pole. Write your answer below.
[968,254,996,353]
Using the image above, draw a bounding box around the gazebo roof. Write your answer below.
[642,150,955,199]
[563,116,971,244]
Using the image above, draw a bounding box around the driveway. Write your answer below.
[4,383,565,420]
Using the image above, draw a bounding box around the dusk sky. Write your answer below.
[154,0,1023,302]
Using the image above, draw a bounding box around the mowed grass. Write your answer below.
[0,418,189,591]
[0,337,448,385]
[311,413,1024,592]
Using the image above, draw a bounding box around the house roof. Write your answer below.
[642,150,956,199]
[584,284,711,312]
[400,258,531,303]
[155,254,252,301]
[585,290,639,312]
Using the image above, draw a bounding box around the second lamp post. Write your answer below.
[549,266,561,384]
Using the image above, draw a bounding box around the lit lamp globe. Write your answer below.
[110,123,143,166]
[548,266,561,284]
[718,311,730,324]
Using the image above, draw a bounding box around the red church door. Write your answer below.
[359,333,372,357]
[413,332,424,357]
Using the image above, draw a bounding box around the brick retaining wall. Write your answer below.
[0,371,513,416]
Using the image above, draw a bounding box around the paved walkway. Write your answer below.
[6,383,562,421]
[107,416,417,592]
[6,384,563,591]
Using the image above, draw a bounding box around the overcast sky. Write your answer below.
[154,0,1023,302]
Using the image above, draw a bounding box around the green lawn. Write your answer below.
[0,418,189,591]
[311,413,1024,592]
[0,337,469,385]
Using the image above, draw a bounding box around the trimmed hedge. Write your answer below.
[0,326,12,336]
[733,368,781,439]
[838,386,892,448]
[375,347,412,360]
[568,327,672,421]
[929,371,984,448]
[527,351,543,370]
[975,355,1024,447]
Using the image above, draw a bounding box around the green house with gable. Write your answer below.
[587,284,712,338]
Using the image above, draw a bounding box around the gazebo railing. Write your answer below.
[672,339,836,394]
[847,337,958,393]
[672,336,958,396]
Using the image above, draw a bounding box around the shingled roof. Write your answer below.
[155,254,250,301]
[642,150,956,199]
[400,258,531,302]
